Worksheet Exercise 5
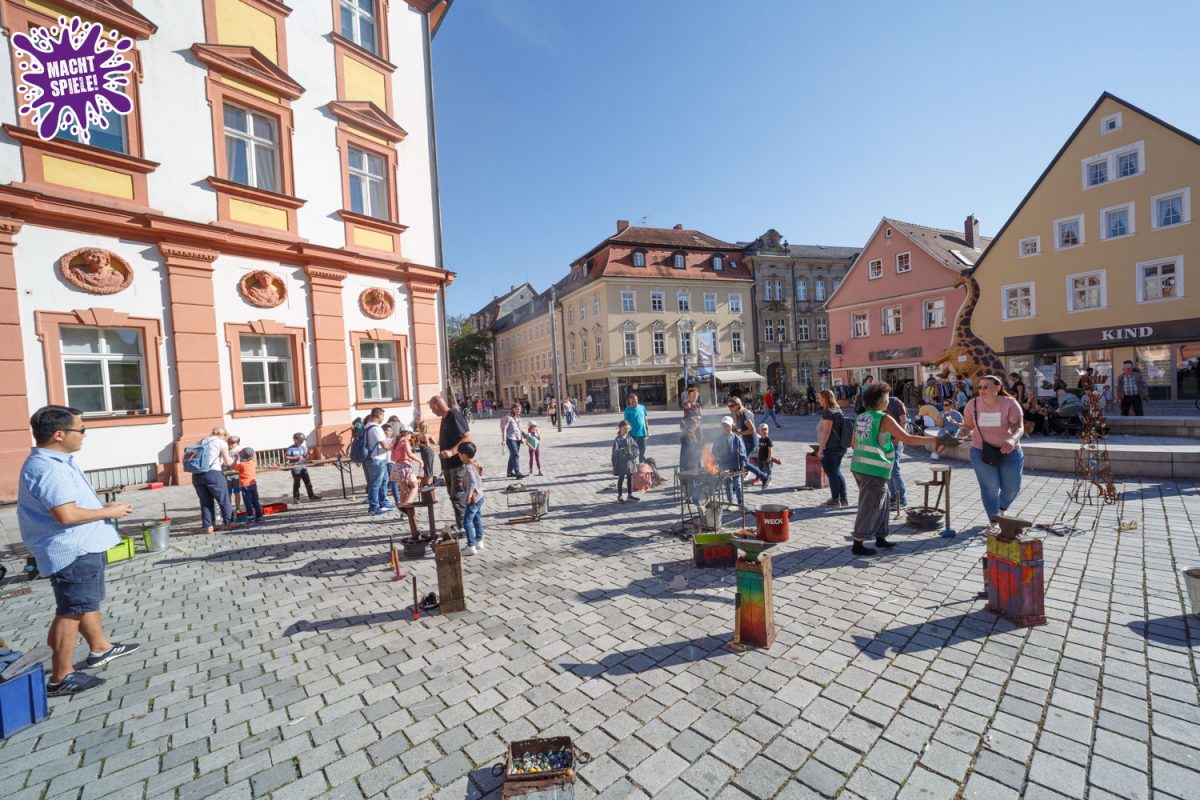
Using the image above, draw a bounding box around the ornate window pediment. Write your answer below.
[620,319,637,331]
[327,101,407,143]
[730,320,744,330]
[191,43,304,100]
[650,320,665,332]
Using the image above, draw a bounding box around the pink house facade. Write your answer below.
[825,216,991,389]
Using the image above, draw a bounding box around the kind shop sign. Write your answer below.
[12,15,133,143]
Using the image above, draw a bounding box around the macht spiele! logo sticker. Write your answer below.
[12,15,134,144]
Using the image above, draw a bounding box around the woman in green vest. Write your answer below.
[849,382,941,556]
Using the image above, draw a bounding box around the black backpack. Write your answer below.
[349,426,369,463]
[829,412,854,449]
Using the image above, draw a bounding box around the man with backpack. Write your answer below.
[358,408,393,515]
[184,426,235,533]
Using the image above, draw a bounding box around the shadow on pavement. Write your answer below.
[1127,615,1198,647]
[283,609,412,636]
[559,633,733,677]
[849,609,1014,660]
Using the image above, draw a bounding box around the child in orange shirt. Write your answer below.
[234,447,263,523]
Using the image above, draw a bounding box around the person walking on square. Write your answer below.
[524,422,543,476]
[1116,360,1149,416]
[190,426,235,533]
[957,375,1026,535]
[234,448,263,523]
[763,387,782,428]
[18,405,139,696]
[458,442,485,555]
[284,433,321,503]
[430,394,472,531]
[726,396,759,480]
[623,393,649,462]
[717,415,748,506]
[563,397,575,425]
[755,423,774,492]
[817,389,850,507]
[611,420,639,503]
[849,382,939,556]
[501,403,525,479]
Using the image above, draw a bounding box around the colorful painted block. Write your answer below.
[735,554,776,648]
[693,533,736,568]
[984,534,1046,627]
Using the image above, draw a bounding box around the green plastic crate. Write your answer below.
[105,536,136,564]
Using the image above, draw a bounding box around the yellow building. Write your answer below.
[971,94,1200,402]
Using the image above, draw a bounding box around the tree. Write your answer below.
[448,327,492,400]
[445,314,470,340]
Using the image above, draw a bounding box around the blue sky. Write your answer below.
[432,0,1200,317]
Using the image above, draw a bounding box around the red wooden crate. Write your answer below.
[985,555,1046,626]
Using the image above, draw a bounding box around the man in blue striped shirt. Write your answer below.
[18,406,140,696]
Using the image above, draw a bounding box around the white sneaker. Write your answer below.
[476,541,485,551]
[462,545,476,556]
[931,453,940,460]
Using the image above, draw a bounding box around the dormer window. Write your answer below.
[672,253,686,269]
[712,256,723,271]
[632,251,646,268]
[728,259,737,269]
[885,228,892,238]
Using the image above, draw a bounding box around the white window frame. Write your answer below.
[895,252,911,273]
[579,302,585,321]
[650,291,664,313]
[1084,156,1108,188]
[680,330,692,356]
[340,0,379,54]
[676,291,690,313]
[815,279,826,301]
[922,298,946,329]
[1018,236,1040,258]
[1066,269,1107,313]
[593,297,600,316]
[223,103,280,192]
[623,331,638,357]
[731,330,744,354]
[796,317,810,341]
[567,306,574,325]
[881,305,902,335]
[1135,256,1184,303]
[816,318,828,341]
[359,340,398,401]
[1099,201,1136,241]
[764,320,775,343]
[728,293,742,313]
[672,253,686,269]
[348,146,388,220]
[239,333,294,406]
[712,256,723,271]
[796,280,807,301]
[703,293,716,313]
[621,291,636,312]
[774,320,785,342]
[1001,282,1036,321]
[632,251,646,267]
[868,259,883,280]
[1080,141,1144,189]
[61,327,147,416]
[652,330,666,356]
[851,312,869,338]
[1151,188,1191,231]
[1100,111,1122,134]
[1054,214,1085,250]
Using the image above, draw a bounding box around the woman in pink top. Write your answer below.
[389,422,419,506]
[956,375,1026,534]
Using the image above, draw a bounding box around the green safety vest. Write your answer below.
[850,409,895,478]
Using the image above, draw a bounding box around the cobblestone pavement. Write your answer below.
[0,410,1198,800]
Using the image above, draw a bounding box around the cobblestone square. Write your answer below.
[1,411,1198,799]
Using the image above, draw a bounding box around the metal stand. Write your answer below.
[915,464,953,535]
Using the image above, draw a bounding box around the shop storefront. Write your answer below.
[838,348,940,393]
[616,374,668,406]
[586,378,611,411]
[1003,318,1200,402]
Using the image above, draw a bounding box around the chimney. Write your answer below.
[673,224,683,230]
[616,219,629,233]
[965,215,980,249]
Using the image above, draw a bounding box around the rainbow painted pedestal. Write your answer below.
[984,531,1046,627]
[734,554,776,648]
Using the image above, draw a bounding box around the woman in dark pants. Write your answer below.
[816,389,849,507]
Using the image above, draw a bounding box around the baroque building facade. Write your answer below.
[742,230,858,393]
[0,0,454,500]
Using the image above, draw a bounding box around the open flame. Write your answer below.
[701,447,719,475]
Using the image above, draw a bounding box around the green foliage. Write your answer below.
[448,328,492,396]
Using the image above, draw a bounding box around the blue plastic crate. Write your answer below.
[0,663,49,739]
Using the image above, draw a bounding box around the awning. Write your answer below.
[714,370,767,384]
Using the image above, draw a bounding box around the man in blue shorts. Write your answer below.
[18,405,140,696]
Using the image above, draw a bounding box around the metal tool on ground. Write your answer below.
[411,574,419,620]
[506,488,551,524]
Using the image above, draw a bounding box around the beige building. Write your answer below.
[743,230,859,392]
[486,222,756,410]
[971,93,1200,403]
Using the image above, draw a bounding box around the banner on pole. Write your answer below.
[696,331,715,378]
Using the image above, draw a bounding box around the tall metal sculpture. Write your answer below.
[1067,388,1117,505]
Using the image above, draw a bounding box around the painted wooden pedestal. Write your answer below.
[804,447,828,489]
[984,520,1046,627]
[435,539,467,613]
[734,554,776,648]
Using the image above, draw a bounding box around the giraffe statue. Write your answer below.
[922,273,1006,383]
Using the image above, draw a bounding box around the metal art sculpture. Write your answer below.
[1067,388,1117,505]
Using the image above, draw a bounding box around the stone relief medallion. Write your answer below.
[60,247,133,295]
[239,270,288,308]
[359,287,394,319]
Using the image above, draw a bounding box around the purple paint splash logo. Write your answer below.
[11,16,133,144]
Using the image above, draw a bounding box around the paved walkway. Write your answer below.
[0,411,1197,799]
